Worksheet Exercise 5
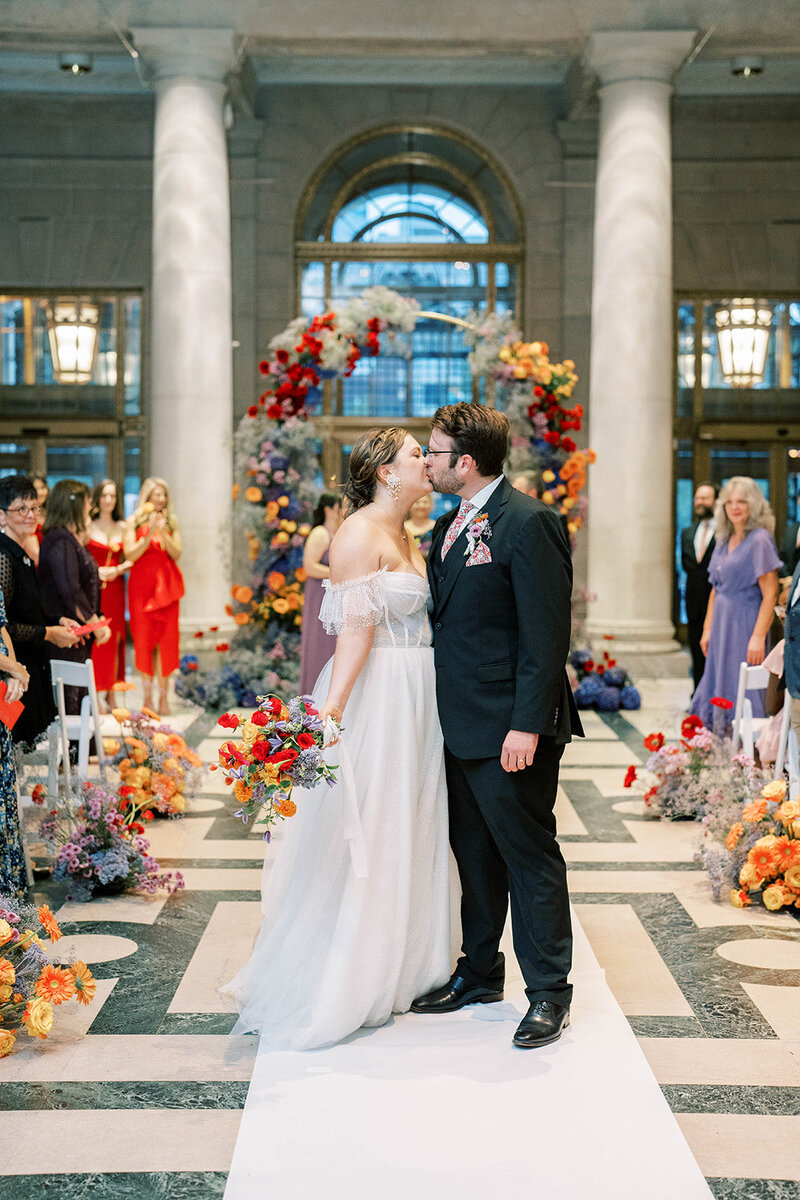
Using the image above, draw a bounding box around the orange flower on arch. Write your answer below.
[234,613,251,626]
[295,567,307,583]
[268,571,286,591]
[245,486,262,503]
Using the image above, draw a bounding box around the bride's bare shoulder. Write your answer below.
[329,511,383,581]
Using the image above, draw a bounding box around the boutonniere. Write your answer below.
[464,512,492,557]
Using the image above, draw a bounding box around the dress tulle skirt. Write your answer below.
[221,645,451,1050]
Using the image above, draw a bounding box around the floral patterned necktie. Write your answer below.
[441,500,475,560]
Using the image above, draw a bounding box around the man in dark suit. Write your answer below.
[411,402,582,1049]
[681,481,718,692]
[779,519,800,578]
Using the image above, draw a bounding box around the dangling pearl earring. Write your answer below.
[385,472,401,503]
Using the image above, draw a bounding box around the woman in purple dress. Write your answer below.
[298,492,342,696]
[690,476,781,729]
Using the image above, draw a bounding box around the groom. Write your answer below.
[412,401,582,1049]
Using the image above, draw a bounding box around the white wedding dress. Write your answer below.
[222,567,451,1050]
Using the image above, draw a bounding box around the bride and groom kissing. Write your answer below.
[223,401,582,1051]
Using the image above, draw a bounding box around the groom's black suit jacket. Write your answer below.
[428,477,582,758]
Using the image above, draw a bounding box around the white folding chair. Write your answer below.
[47,659,107,796]
[773,698,792,781]
[788,728,800,803]
[731,661,770,758]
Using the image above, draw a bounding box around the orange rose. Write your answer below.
[0,957,14,986]
[234,613,250,626]
[762,780,787,803]
[777,800,800,826]
[0,1029,16,1057]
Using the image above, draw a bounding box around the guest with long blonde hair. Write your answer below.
[123,477,184,715]
[690,476,781,728]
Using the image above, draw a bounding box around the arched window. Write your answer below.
[295,126,523,482]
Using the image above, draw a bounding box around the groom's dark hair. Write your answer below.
[431,402,509,478]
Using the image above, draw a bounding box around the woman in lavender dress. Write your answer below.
[298,492,342,696]
[690,477,781,729]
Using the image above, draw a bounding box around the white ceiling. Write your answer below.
[0,0,799,96]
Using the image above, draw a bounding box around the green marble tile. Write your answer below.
[559,779,638,842]
[567,861,700,872]
[158,858,264,870]
[597,710,648,755]
[158,1013,242,1036]
[6,1173,228,1200]
[1,1081,248,1111]
[708,1181,800,1200]
[627,1015,707,1038]
[662,1084,800,1116]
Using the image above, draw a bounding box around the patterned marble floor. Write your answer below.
[3,678,800,1198]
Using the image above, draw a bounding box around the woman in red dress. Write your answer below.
[88,479,131,711]
[124,477,184,715]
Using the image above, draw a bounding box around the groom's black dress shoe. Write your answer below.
[512,1000,570,1048]
[410,974,504,1014]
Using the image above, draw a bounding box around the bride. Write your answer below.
[222,427,451,1049]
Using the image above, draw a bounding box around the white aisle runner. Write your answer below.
[223,912,713,1199]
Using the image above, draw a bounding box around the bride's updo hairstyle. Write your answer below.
[343,427,407,515]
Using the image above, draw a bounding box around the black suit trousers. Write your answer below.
[444,736,573,1007]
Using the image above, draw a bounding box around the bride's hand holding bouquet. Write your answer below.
[214,694,339,839]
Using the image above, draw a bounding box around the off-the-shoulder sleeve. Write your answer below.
[747,528,782,583]
[319,568,387,634]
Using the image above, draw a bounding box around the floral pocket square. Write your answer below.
[466,542,493,567]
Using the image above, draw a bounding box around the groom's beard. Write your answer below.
[426,466,462,495]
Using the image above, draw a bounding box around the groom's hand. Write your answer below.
[501,731,538,773]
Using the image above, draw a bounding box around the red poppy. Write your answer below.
[596,664,605,675]
[247,405,258,418]
[681,714,704,739]
[543,431,560,446]
[258,359,271,375]
[710,696,734,710]
[623,765,637,788]
[643,732,665,752]
[275,349,289,364]
[215,643,229,652]
[209,626,219,632]
[187,663,198,671]
[31,783,45,805]
[561,437,577,453]
[193,631,204,639]
[584,659,595,672]
[267,404,282,420]
[218,712,239,730]
[143,811,154,821]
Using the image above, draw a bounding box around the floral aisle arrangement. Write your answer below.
[464,312,593,539]
[180,288,584,710]
[570,646,641,712]
[0,896,96,1057]
[108,707,204,818]
[698,777,800,911]
[213,695,336,840]
[39,782,185,902]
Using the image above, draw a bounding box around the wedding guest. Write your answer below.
[0,475,80,747]
[88,479,131,711]
[0,588,30,897]
[404,493,436,559]
[779,514,800,577]
[511,469,543,499]
[690,476,781,729]
[298,492,342,696]
[21,473,48,567]
[680,481,718,692]
[124,477,184,715]
[39,480,112,714]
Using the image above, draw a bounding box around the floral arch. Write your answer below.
[176,287,591,710]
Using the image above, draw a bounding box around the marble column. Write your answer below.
[585,31,696,653]
[132,27,236,635]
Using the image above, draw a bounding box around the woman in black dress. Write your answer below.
[0,476,80,748]
[38,480,111,715]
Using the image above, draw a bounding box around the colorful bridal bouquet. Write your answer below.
[698,777,800,911]
[0,896,96,1057]
[214,694,338,839]
[39,782,185,901]
[109,707,205,818]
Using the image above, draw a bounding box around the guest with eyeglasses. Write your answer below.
[0,475,81,748]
